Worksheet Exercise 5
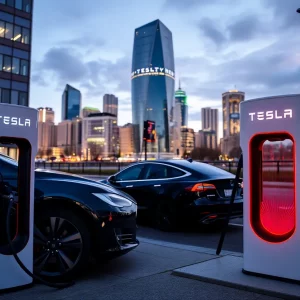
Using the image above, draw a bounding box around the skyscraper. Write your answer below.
[201,107,219,149]
[221,89,245,156]
[37,107,54,123]
[174,81,188,127]
[62,84,81,121]
[103,94,118,117]
[0,1,33,106]
[222,89,244,138]
[131,19,175,155]
[82,106,100,118]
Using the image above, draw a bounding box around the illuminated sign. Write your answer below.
[230,113,240,119]
[143,120,156,142]
[131,67,175,80]
[249,109,292,121]
[0,116,30,127]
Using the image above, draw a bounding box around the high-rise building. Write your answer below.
[119,123,134,157]
[222,90,244,138]
[103,94,118,117]
[181,128,194,156]
[82,112,118,160]
[201,107,218,149]
[37,107,57,154]
[62,84,81,121]
[0,1,34,159]
[174,81,188,127]
[82,106,100,118]
[71,116,82,156]
[221,89,245,156]
[131,19,175,156]
[57,120,72,154]
[0,0,33,107]
[37,107,54,123]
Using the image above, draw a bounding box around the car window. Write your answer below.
[115,164,144,181]
[0,157,18,179]
[144,164,185,179]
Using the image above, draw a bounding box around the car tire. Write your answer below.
[33,205,91,282]
[153,202,177,232]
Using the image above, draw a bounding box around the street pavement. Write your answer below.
[0,240,279,300]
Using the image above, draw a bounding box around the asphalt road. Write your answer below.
[137,219,244,253]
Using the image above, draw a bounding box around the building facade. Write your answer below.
[38,107,54,123]
[174,82,188,127]
[62,84,81,121]
[82,106,100,118]
[0,0,33,159]
[82,113,118,160]
[181,128,194,156]
[56,120,72,154]
[222,90,244,138]
[221,89,244,155]
[201,107,219,149]
[131,19,175,156]
[119,123,134,157]
[37,107,56,156]
[103,94,118,117]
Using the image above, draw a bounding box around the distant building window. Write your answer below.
[19,91,27,106]
[20,59,28,75]
[5,22,13,39]
[6,0,14,7]
[1,88,10,103]
[12,25,22,42]
[23,0,31,13]
[21,27,30,44]
[3,55,11,72]
[12,57,20,74]
[15,0,22,10]
[0,21,4,38]
[11,90,18,104]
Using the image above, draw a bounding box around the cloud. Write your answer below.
[263,0,300,30]
[199,18,226,47]
[32,46,131,100]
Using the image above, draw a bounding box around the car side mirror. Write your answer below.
[109,175,116,183]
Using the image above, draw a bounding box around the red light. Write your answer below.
[189,183,216,192]
[249,132,295,243]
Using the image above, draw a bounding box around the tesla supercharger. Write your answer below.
[0,103,37,291]
[240,94,300,282]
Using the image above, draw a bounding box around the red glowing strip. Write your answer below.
[248,131,296,243]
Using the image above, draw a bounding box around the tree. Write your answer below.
[191,147,221,161]
[229,146,242,159]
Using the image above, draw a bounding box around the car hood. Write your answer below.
[34,169,136,203]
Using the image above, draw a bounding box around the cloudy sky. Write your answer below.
[30,0,300,137]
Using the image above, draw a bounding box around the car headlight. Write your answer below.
[92,193,133,208]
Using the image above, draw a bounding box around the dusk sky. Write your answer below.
[30,0,300,137]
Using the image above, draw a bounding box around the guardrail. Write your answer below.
[34,160,294,176]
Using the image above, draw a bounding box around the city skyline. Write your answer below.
[30,0,300,138]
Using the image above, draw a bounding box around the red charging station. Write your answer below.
[240,94,299,282]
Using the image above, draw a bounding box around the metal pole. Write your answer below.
[144,139,147,161]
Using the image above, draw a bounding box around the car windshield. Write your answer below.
[0,154,18,167]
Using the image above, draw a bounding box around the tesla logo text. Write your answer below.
[0,116,31,127]
[249,109,292,121]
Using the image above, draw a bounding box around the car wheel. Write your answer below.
[33,206,91,281]
[154,203,177,232]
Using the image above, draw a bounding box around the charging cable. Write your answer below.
[216,153,243,255]
[6,200,75,289]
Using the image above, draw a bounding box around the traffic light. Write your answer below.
[143,120,156,142]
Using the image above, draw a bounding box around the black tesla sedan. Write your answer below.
[0,154,138,281]
[102,159,243,231]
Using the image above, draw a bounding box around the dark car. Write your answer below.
[0,154,138,281]
[102,159,243,231]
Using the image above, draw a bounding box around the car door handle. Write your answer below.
[126,185,133,188]
[154,185,161,187]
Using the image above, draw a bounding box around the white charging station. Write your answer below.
[240,94,300,282]
[0,103,38,291]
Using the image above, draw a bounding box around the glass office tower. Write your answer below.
[174,82,188,127]
[0,0,33,107]
[131,19,175,155]
[62,84,81,121]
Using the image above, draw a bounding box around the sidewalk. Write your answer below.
[0,239,287,300]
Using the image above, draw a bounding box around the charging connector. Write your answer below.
[6,200,75,289]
